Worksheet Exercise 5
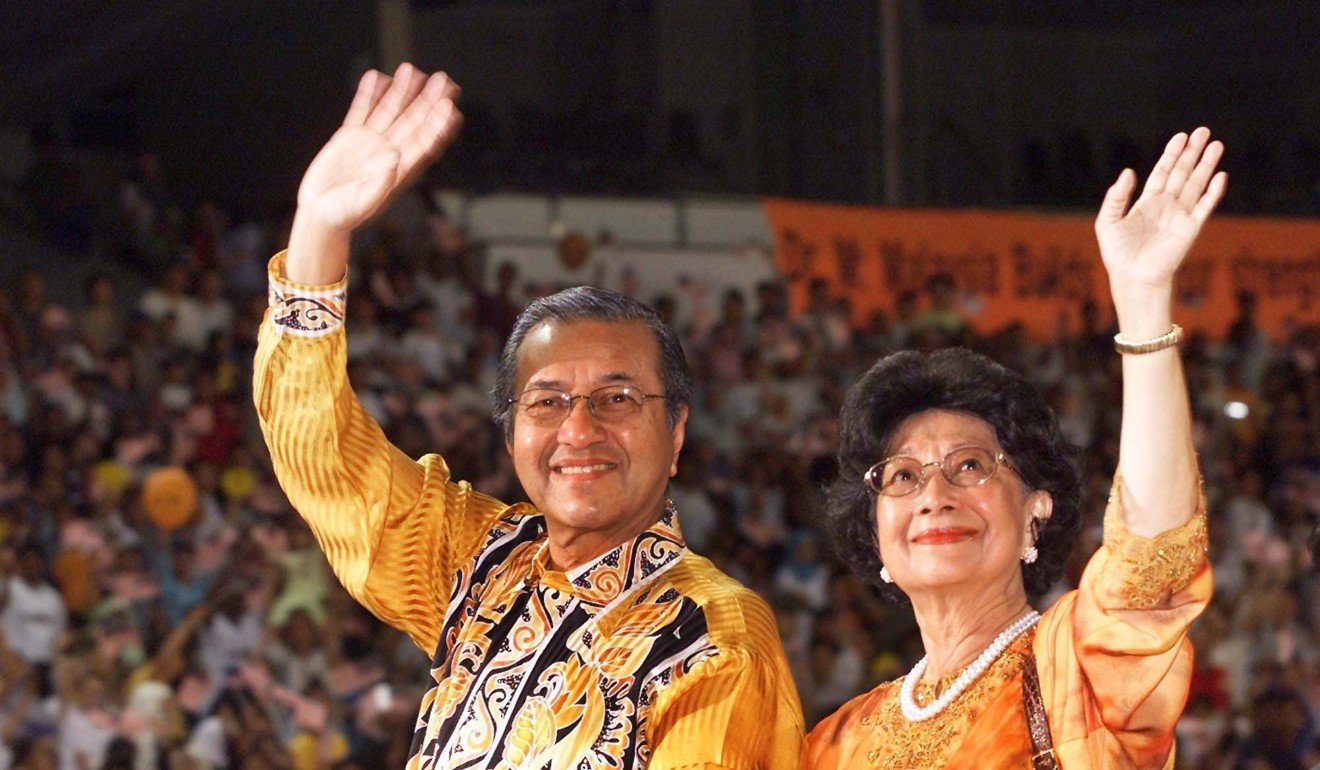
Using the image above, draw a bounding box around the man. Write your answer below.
[0,543,67,697]
[254,64,802,768]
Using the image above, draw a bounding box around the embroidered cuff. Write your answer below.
[1102,474,1209,610]
[267,252,347,338]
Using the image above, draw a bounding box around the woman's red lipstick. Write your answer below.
[912,527,978,545]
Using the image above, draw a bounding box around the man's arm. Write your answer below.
[645,650,804,770]
[255,64,496,654]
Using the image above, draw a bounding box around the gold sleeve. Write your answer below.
[1034,474,1211,768]
[1098,477,1210,610]
[253,253,509,654]
[646,650,803,770]
[646,558,804,769]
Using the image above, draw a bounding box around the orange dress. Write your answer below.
[803,481,1210,769]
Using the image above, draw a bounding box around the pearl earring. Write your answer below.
[880,566,893,583]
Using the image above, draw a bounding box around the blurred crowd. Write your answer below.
[1,142,1319,770]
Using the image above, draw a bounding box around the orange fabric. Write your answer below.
[803,481,1211,769]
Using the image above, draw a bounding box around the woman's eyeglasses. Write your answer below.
[864,446,1014,497]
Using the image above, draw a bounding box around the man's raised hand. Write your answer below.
[287,64,461,284]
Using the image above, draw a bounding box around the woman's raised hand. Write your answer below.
[1094,127,1227,303]
[296,64,462,235]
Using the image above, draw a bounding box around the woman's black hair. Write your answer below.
[826,347,1082,603]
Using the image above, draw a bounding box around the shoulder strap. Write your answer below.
[1021,649,1060,770]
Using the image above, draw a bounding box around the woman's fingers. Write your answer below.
[343,70,391,128]
[1162,126,1212,198]
[1192,171,1228,224]
[1179,139,1224,210]
[1096,168,1136,228]
[1139,132,1188,199]
[363,63,429,134]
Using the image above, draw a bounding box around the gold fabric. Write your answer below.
[255,254,802,769]
[803,479,1211,769]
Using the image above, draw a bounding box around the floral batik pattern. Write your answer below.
[406,506,719,770]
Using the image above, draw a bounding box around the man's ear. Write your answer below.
[669,404,689,477]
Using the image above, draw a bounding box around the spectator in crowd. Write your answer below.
[909,272,968,344]
[0,543,67,690]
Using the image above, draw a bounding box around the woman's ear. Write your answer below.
[1026,490,1054,524]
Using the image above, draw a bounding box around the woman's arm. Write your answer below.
[1094,128,1226,537]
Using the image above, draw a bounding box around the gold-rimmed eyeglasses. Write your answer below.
[508,384,666,426]
[864,446,1015,497]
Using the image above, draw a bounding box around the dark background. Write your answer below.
[2,0,1317,215]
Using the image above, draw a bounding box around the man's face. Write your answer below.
[508,321,686,563]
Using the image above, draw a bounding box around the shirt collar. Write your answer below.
[529,501,686,611]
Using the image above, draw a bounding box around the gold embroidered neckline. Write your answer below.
[859,630,1034,768]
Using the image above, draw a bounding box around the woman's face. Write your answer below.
[874,409,1051,599]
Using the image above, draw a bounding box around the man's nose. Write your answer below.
[556,398,606,446]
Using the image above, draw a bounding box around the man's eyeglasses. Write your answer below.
[864,446,1014,497]
[508,385,666,426]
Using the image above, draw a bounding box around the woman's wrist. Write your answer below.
[1109,281,1176,341]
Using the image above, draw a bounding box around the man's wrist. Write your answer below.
[268,251,348,338]
[287,211,351,285]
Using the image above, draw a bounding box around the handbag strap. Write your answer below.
[1021,649,1060,770]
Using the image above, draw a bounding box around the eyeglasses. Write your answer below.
[508,384,666,426]
[864,446,1014,497]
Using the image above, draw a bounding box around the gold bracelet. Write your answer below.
[1113,324,1182,355]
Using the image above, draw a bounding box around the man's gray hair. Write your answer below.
[491,286,692,439]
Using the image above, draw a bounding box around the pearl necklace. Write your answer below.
[899,610,1041,722]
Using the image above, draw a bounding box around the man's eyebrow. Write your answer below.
[521,372,639,391]
[599,372,637,385]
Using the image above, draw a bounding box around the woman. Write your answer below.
[803,129,1225,768]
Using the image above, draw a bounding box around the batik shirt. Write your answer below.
[255,254,803,769]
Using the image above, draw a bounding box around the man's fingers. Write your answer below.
[343,70,391,128]
[1179,139,1224,209]
[363,63,429,134]
[421,98,464,161]
[384,72,458,152]
[1096,168,1136,228]
[1162,126,1211,198]
[1139,132,1188,199]
[397,98,463,186]
[432,71,461,103]
[1191,171,1228,224]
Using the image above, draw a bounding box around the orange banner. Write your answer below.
[762,198,1320,341]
